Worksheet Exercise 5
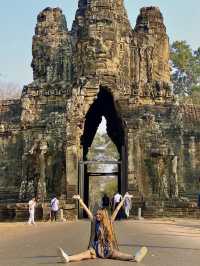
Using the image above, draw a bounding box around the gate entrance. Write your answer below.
[78,86,128,218]
[78,160,123,218]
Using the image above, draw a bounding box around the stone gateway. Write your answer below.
[0,1,200,220]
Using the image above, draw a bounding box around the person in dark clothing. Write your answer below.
[57,193,148,263]
[101,193,110,211]
[50,196,59,221]
[198,193,200,208]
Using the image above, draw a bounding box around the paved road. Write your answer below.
[0,218,200,266]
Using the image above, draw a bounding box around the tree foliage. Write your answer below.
[88,132,119,161]
[103,179,117,197]
[170,41,200,97]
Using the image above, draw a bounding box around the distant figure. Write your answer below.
[198,193,200,208]
[124,192,133,218]
[110,194,115,213]
[28,197,36,225]
[101,193,110,211]
[113,192,122,220]
[50,196,59,221]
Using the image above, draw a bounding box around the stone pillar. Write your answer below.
[169,155,179,198]
[37,140,48,202]
[189,136,196,169]
[127,130,137,193]
[66,145,79,199]
[177,135,185,192]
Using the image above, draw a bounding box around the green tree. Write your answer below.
[88,132,119,161]
[170,41,200,96]
[103,179,117,197]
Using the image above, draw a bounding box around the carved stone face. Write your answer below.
[74,1,132,78]
[84,25,120,75]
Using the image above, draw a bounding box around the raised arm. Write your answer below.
[73,195,93,221]
[111,193,133,222]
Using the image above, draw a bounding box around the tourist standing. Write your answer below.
[50,196,59,221]
[198,193,200,208]
[110,193,115,213]
[124,192,133,218]
[28,197,36,225]
[101,193,110,211]
[113,192,122,220]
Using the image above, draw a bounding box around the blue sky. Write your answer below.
[0,0,199,88]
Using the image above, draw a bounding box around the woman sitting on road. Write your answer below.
[57,193,148,263]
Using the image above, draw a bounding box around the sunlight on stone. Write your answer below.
[87,116,119,162]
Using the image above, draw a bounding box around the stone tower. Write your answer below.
[20,7,72,201]
[0,1,199,219]
[65,2,173,202]
[31,7,71,83]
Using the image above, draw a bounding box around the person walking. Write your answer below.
[198,193,200,208]
[27,197,36,225]
[110,193,115,213]
[101,193,110,211]
[57,193,148,263]
[113,192,122,220]
[124,192,133,218]
[50,196,59,221]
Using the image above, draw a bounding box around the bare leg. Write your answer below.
[69,250,96,262]
[110,247,147,262]
[58,248,96,263]
[110,249,135,261]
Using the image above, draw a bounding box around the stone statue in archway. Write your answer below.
[37,139,48,201]
[160,175,169,199]
[171,155,179,198]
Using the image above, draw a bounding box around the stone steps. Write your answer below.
[0,187,19,200]
[180,192,199,201]
[130,197,200,219]
[0,203,43,221]
[0,199,200,221]
[0,202,76,222]
[131,206,200,219]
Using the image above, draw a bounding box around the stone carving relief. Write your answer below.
[170,155,179,198]
[1,2,199,211]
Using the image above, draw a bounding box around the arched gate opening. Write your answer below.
[78,86,127,217]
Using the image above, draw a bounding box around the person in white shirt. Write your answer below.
[124,192,133,218]
[50,196,59,221]
[113,192,122,220]
[28,197,36,225]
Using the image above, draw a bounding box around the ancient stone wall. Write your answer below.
[126,103,200,200]
[20,84,67,201]
[0,100,22,200]
[19,7,72,201]
[0,1,199,220]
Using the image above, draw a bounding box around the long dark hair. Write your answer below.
[98,209,119,250]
